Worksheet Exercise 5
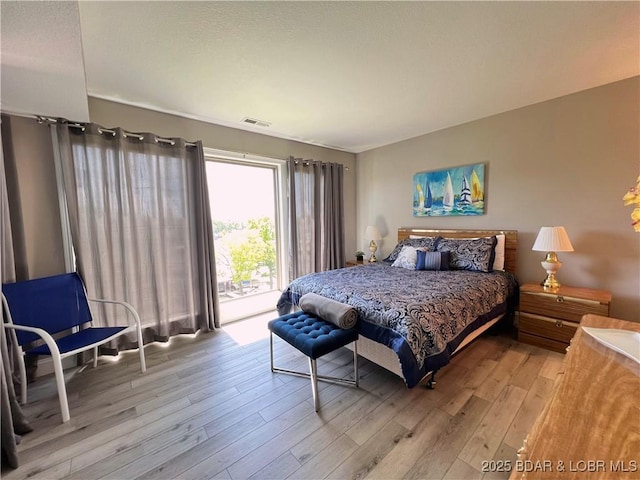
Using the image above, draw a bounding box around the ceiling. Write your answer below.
[15,2,640,153]
[1,1,89,122]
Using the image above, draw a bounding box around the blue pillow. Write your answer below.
[416,250,450,271]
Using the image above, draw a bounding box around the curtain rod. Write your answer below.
[291,159,349,170]
[27,115,348,169]
[35,115,197,147]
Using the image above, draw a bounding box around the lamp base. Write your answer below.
[369,240,378,263]
[540,257,563,291]
[541,275,561,291]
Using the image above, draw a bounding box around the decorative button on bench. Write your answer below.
[268,310,359,412]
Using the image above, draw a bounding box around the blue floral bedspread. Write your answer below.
[277,262,518,387]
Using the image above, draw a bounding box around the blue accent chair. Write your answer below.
[2,272,146,422]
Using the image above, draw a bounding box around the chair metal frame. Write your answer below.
[269,332,358,412]
[2,274,146,423]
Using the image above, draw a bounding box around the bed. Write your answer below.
[277,228,519,388]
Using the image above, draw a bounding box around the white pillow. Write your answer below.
[391,245,418,269]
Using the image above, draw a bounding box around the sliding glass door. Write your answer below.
[206,155,285,324]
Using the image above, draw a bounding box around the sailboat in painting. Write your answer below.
[459,175,472,206]
[443,173,454,211]
[416,184,425,208]
[424,182,433,212]
[415,184,425,214]
[471,169,483,204]
[415,183,433,214]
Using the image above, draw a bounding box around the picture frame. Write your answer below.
[413,163,485,216]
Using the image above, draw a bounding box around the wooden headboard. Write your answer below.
[397,227,518,274]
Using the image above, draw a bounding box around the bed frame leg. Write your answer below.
[426,369,438,389]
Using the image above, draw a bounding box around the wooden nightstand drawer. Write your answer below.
[519,312,579,344]
[520,290,609,322]
[518,284,611,353]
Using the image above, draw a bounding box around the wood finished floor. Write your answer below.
[4,317,564,480]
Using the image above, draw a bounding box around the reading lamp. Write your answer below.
[532,226,574,290]
[365,225,382,262]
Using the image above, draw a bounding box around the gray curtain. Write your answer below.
[0,128,31,469]
[287,156,345,278]
[53,122,219,351]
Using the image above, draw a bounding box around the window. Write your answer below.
[205,150,286,323]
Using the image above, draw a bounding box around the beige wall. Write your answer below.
[356,77,640,321]
[1,115,65,279]
[88,98,357,261]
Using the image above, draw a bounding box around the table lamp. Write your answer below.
[365,225,382,262]
[532,226,574,290]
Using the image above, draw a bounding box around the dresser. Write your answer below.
[518,283,611,353]
[511,314,640,479]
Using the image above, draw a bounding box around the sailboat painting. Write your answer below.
[413,163,485,216]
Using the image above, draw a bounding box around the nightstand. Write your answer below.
[345,260,366,267]
[517,283,612,353]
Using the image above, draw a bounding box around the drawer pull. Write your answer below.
[556,296,564,303]
[555,320,563,327]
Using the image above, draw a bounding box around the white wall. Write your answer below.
[356,77,640,322]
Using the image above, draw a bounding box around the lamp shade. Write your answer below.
[365,225,381,241]
[532,226,574,252]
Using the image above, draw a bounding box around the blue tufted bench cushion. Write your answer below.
[268,310,358,360]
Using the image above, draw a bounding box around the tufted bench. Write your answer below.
[268,310,359,412]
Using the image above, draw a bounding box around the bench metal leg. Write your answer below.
[354,340,359,387]
[270,332,275,372]
[270,333,359,412]
[309,358,319,412]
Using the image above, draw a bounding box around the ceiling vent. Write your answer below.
[241,117,271,128]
